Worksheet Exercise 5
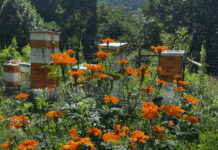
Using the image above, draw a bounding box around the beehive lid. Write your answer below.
[19,62,31,67]
[30,30,61,35]
[161,50,185,56]
[99,43,127,49]
[72,66,87,70]
[4,60,21,66]
[72,64,87,70]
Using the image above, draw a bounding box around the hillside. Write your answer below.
[100,0,148,12]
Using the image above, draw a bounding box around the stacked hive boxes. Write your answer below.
[3,61,21,89]
[98,42,127,97]
[30,31,60,97]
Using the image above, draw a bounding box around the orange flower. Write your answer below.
[160,105,184,117]
[173,80,188,86]
[66,49,75,55]
[96,51,108,59]
[188,116,199,123]
[94,73,108,79]
[10,116,30,129]
[70,128,78,137]
[113,124,128,137]
[102,38,114,43]
[1,143,10,149]
[10,122,23,128]
[104,96,119,103]
[44,110,66,119]
[184,96,200,103]
[142,86,154,96]
[102,132,120,143]
[86,64,104,72]
[152,125,166,137]
[117,59,129,64]
[61,145,71,150]
[17,139,38,150]
[102,124,128,143]
[0,115,3,119]
[174,74,183,79]
[13,116,29,123]
[67,69,84,78]
[168,121,174,126]
[157,78,168,86]
[174,87,184,92]
[66,129,96,150]
[99,46,105,49]
[129,130,149,143]
[125,66,137,75]
[156,67,163,72]
[179,81,188,85]
[151,46,168,53]
[15,93,29,99]
[141,102,159,119]
[88,128,102,136]
[183,114,188,118]
[67,136,96,150]
[138,64,151,81]
[50,53,77,66]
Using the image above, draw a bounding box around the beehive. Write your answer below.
[19,62,31,89]
[3,62,21,88]
[30,30,60,97]
[98,43,127,72]
[159,50,185,82]
[98,42,127,97]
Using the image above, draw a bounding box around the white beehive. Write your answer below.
[98,42,127,97]
[19,62,31,89]
[98,43,127,72]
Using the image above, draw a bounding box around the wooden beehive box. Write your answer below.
[3,61,21,88]
[159,50,185,82]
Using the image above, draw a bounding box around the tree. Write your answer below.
[60,0,98,61]
[0,0,45,50]
[147,0,218,62]
[31,0,61,22]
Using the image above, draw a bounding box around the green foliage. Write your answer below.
[161,27,193,50]
[97,2,135,40]
[148,0,218,64]
[31,0,61,22]
[60,0,98,61]
[0,46,22,65]
[100,0,148,13]
[0,0,58,50]
[199,43,206,74]
[21,45,31,62]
